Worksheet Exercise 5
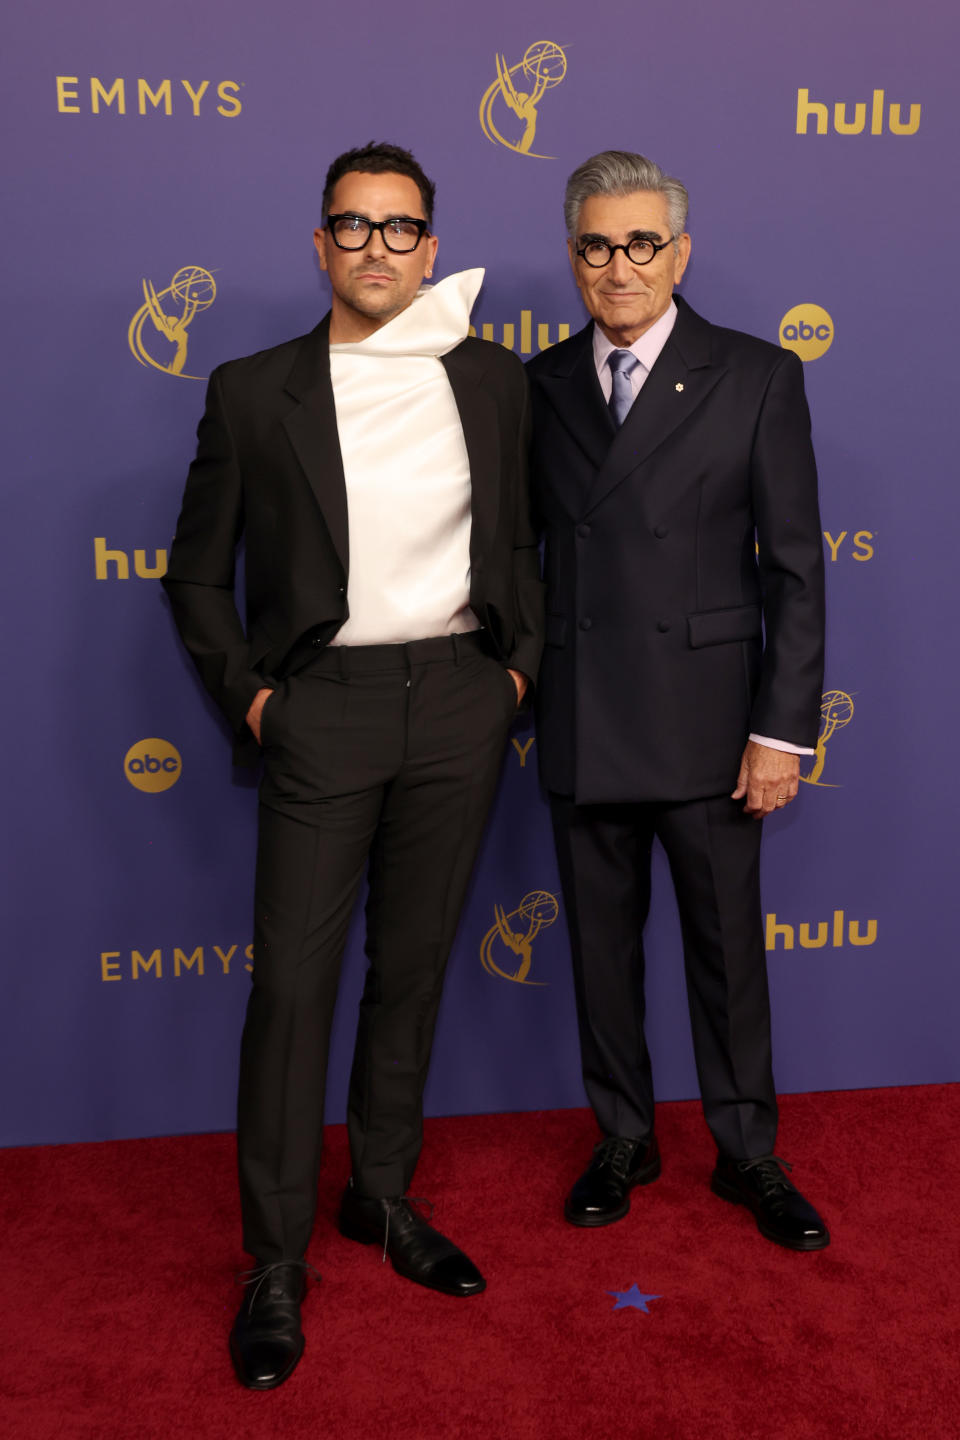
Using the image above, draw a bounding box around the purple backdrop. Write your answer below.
[3,0,957,1146]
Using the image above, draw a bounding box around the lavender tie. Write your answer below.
[607,349,640,427]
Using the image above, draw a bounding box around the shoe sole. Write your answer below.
[710,1175,831,1251]
[338,1217,487,1297]
[563,1156,662,1228]
[229,1334,305,1390]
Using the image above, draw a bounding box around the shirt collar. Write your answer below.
[592,298,678,375]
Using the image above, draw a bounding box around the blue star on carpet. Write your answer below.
[608,1284,661,1313]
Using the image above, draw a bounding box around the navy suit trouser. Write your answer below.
[550,792,778,1160]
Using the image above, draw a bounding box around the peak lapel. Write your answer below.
[281,314,350,576]
[536,323,616,477]
[584,299,725,515]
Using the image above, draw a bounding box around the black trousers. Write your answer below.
[238,633,517,1263]
[550,793,778,1161]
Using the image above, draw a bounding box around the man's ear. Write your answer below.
[424,233,438,280]
[567,237,581,287]
[672,232,691,286]
[313,227,329,273]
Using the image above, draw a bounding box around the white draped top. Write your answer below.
[328,268,484,646]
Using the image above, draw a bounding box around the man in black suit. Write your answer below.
[527,151,828,1251]
[164,143,543,1389]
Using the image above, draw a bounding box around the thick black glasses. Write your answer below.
[576,235,673,268]
[326,213,430,253]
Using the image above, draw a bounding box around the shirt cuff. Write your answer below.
[749,733,816,757]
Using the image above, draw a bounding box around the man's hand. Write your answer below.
[732,740,800,818]
[507,669,528,706]
[246,687,275,745]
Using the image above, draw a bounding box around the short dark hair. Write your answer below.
[321,142,436,225]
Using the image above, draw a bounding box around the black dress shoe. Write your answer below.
[229,1260,314,1390]
[564,1135,661,1227]
[711,1154,830,1251]
[339,1182,485,1297]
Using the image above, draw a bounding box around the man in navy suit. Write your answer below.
[527,150,829,1251]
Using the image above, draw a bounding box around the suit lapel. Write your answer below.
[441,340,500,573]
[281,325,500,581]
[281,314,350,575]
[537,322,616,479]
[584,297,726,515]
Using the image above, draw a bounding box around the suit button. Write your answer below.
[579,618,592,631]
[312,637,324,647]
[338,585,346,595]
[654,524,669,538]
[656,620,671,633]
[576,523,591,538]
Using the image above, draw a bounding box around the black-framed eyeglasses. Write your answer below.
[326,213,430,253]
[576,235,674,268]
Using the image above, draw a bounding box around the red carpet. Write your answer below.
[2,1087,958,1440]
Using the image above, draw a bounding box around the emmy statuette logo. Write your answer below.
[479,41,568,158]
[779,304,834,362]
[480,891,559,986]
[124,739,182,793]
[800,691,854,788]
[128,266,217,379]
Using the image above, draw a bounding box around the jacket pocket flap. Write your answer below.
[687,604,762,649]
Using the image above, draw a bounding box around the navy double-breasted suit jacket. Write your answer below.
[527,295,825,804]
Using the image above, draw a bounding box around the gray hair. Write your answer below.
[563,151,689,243]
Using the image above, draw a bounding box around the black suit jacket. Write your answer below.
[164,315,544,764]
[527,295,825,804]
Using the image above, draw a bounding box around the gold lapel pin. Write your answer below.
[675,383,684,392]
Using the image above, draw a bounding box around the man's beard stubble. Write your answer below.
[341,260,410,323]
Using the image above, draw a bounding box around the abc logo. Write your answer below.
[779,304,834,361]
[124,738,182,793]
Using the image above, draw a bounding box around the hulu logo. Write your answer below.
[765,911,878,951]
[796,88,920,136]
[94,538,167,580]
[470,310,571,354]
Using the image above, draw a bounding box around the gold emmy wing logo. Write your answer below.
[128,265,217,379]
[800,691,854,788]
[479,41,568,158]
[124,738,182,793]
[480,890,559,986]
